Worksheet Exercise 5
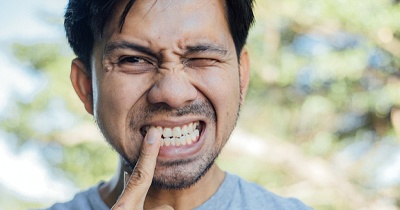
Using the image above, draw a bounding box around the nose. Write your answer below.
[148,71,197,108]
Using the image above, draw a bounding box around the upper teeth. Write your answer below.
[145,122,200,147]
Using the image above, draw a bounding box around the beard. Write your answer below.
[98,99,238,190]
[121,146,220,190]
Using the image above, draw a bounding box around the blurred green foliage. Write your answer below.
[60,142,118,188]
[2,0,400,209]
[243,0,400,145]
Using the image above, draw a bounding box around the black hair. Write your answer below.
[64,0,255,76]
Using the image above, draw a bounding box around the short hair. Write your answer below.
[64,0,255,76]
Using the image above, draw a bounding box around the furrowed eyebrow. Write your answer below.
[104,41,158,58]
[185,44,228,57]
[103,41,228,58]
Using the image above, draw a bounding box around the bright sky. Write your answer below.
[0,0,66,41]
[0,0,68,111]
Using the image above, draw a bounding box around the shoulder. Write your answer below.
[232,173,312,210]
[39,183,109,210]
[197,173,313,210]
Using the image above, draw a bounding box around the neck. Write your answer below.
[99,158,225,210]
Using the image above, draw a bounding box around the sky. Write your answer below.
[0,0,68,112]
[0,0,77,205]
[0,0,66,42]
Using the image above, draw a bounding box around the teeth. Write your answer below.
[182,125,188,135]
[165,137,171,146]
[188,123,193,133]
[163,128,173,138]
[172,127,181,138]
[181,136,186,146]
[157,126,163,134]
[144,122,201,147]
[186,136,192,145]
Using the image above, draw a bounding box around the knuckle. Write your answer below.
[129,167,151,186]
[140,148,153,159]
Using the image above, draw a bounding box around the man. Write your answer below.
[46,0,312,209]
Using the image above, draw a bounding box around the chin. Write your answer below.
[150,151,219,190]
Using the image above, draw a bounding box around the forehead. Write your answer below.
[103,0,232,50]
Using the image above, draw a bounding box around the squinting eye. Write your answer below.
[116,56,156,73]
[184,58,218,68]
[119,56,151,65]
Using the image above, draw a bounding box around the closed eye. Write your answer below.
[184,58,218,68]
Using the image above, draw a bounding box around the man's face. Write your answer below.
[90,0,247,189]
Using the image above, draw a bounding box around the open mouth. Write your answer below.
[140,121,204,147]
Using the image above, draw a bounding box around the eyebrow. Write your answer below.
[104,41,158,58]
[185,44,228,57]
[104,41,228,58]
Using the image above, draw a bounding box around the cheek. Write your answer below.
[93,72,153,158]
[198,67,240,96]
[217,73,241,127]
[94,73,150,135]
[196,67,241,132]
[98,78,131,117]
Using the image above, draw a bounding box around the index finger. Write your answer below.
[112,127,161,209]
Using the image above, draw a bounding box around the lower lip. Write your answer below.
[157,129,205,160]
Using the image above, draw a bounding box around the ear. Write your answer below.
[70,58,94,115]
[239,48,250,102]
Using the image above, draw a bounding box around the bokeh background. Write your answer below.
[1,0,400,209]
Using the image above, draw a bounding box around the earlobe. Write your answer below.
[70,58,94,115]
[239,48,250,102]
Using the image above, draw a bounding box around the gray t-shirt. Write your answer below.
[44,173,312,210]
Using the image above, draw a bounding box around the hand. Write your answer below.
[111,127,174,210]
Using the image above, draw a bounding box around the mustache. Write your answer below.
[148,101,216,119]
[139,101,216,122]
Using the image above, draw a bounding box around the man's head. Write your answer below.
[66,0,254,190]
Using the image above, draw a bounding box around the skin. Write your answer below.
[70,0,250,209]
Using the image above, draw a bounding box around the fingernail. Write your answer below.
[146,128,158,144]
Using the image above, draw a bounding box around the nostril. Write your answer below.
[147,73,197,108]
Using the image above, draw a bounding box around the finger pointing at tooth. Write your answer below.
[112,127,163,209]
